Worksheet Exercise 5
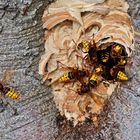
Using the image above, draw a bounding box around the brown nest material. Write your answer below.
[39,0,134,125]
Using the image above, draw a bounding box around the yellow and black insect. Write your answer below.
[78,40,92,53]
[111,67,128,81]
[101,51,110,63]
[96,47,114,67]
[0,69,20,115]
[0,84,20,100]
[116,71,128,81]
[58,69,87,83]
[74,66,103,95]
[117,57,127,66]
[49,61,88,85]
[112,44,122,54]
[78,40,97,64]
[111,43,127,58]
[89,66,103,87]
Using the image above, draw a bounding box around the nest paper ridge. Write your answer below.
[39,0,134,125]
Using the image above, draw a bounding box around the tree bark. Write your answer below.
[0,0,140,140]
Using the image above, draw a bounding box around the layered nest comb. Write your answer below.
[39,0,134,125]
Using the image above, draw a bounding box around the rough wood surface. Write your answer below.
[0,0,140,140]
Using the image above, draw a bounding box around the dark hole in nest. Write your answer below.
[98,36,111,43]
[45,63,48,72]
[97,42,128,81]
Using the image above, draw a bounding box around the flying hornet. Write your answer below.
[0,69,20,115]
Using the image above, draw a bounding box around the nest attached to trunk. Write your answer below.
[39,0,134,125]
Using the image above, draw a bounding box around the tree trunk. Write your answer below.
[0,0,140,140]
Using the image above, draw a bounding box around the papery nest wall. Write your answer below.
[39,0,134,125]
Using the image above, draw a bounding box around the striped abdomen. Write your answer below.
[117,71,128,81]
[89,74,98,87]
[78,40,91,53]
[118,58,127,66]
[59,72,71,82]
[4,87,20,100]
[101,52,110,63]
[112,45,122,54]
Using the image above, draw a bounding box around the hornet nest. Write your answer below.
[39,0,134,125]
